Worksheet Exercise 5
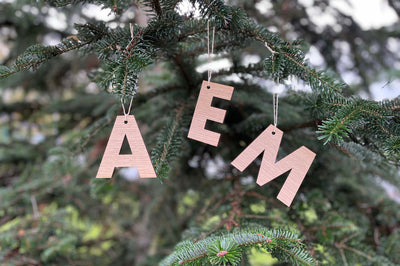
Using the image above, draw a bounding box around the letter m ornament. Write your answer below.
[231,125,316,207]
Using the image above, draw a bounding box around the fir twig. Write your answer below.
[159,227,316,266]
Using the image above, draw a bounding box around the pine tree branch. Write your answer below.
[0,23,106,79]
[153,105,184,171]
[151,104,189,180]
[237,27,343,94]
[275,244,313,266]
[160,228,315,266]
[151,0,163,17]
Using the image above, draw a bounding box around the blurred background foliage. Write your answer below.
[0,0,399,265]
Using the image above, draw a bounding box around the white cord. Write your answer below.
[121,80,136,122]
[121,96,134,122]
[120,23,135,122]
[207,20,215,85]
[273,93,279,133]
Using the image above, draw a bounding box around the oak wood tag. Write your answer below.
[231,125,316,207]
[96,115,156,178]
[187,81,234,147]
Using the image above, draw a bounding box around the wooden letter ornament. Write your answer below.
[96,115,156,178]
[231,125,316,207]
[188,81,234,147]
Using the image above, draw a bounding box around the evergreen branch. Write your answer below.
[159,227,315,266]
[151,104,189,181]
[45,0,95,6]
[142,0,184,20]
[0,23,106,79]
[93,50,152,95]
[188,0,345,95]
[151,0,163,17]
[275,245,313,266]
[44,0,131,13]
[281,50,341,93]
[213,62,266,77]
[317,108,359,144]
[316,100,394,144]
[239,27,345,95]
[44,0,90,7]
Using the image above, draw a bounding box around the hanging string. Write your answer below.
[273,93,279,133]
[266,40,280,134]
[120,23,135,123]
[121,95,134,122]
[207,19,215,86]
[272,77,280,134]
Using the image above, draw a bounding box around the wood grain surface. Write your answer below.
[231,125,316,206]
[188,81,234,146]
[96,115,156,179]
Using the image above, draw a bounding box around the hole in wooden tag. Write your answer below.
[124,120,128,124]
[119,135,132,154]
